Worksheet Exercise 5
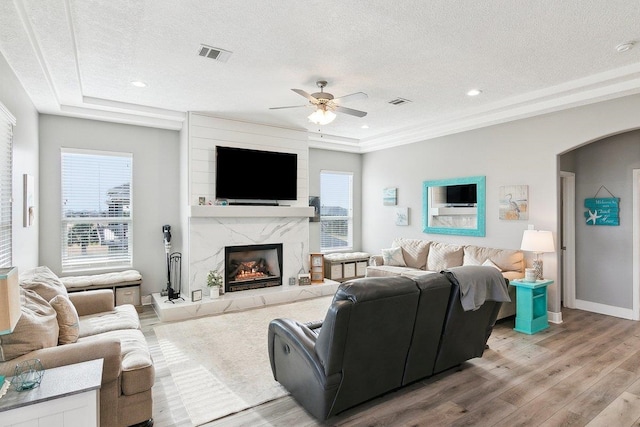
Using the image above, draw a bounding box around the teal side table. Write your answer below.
[511,279,553,334]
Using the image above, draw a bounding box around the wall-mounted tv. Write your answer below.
[215,146,298,203]
[446,184,477,205]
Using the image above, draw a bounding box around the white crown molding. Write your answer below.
[308,133,361,152]
[58,104,184,130]
[82,97,185,120]
[359,64,640,152]
[0,100,16,125]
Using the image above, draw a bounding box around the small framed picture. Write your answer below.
[383,187,397,206]
[396,207,409,226]
[191,289,202,302]
[198,197,206,206]
[298,273,311,286]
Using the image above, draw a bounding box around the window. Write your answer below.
[320,171,353,252]
[61,148,132,271]
[0,103,15,268]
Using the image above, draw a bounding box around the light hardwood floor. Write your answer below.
[141,305,640,427]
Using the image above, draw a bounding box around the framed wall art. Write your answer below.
[383,187,397,206]
[499,185,528,220]
[396,207,409,226]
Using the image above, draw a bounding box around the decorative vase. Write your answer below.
[209,287,219,299]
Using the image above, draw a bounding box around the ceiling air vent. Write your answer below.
[388,97,412,106]
[198,44,232,63]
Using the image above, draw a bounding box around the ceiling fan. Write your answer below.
[270,80,368,125]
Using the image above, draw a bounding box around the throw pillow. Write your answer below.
[49,295,80,345]
[381,247,406,267]
[0,289,59,362]
[427,242,464,272]
[392,238,430,270]
[19,266,68,302]
[482,259,502,271]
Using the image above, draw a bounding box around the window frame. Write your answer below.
[60,148,133,272]
[0,102,15,268]
[319,170,354,253]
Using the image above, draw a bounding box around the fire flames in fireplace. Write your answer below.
[225,243,283,292]
[229,259,272,282]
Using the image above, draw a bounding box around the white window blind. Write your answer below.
[0,104,14,268]
[61,148,133,272]
[320,171,353,252]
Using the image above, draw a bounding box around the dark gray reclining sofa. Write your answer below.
[267,265,509,420]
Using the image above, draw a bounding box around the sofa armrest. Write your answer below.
[268,319,324,379]
[369,255,384,266]
[0,338,122,383]
[69,289,115,316]
[268,318,341,420]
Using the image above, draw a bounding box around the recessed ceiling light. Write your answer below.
[467,89,482,97]
[616,42,635,53]
[361,125,369,129]
[130,81,147,88]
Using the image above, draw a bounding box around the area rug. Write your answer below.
[153,296,333,426]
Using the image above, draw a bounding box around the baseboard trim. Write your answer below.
[574,299,634,320]
[548,311,563,324]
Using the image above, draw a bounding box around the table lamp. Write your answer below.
[0,267,21,335]
[520,230,554,280]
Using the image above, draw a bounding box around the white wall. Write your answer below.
[38,115,181,296]
[362,93,640,317]
[184,114,311,294]
[0,52,39,270]
[308,148,363,253]
[188,113,309,206]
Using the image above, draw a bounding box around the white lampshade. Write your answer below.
[308,108,336,125]
[0,267,21,335]
[520,230,555,253]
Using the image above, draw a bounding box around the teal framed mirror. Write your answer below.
[422,176,486,237]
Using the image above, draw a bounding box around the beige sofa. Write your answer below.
[0,267,154,427]
[367,238,525,319]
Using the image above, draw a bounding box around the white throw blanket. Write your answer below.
[443,265,511,311]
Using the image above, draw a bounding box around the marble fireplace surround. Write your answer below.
[151,205,342,322]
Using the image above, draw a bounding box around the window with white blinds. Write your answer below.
[320,171,353,252]
[61,148,133,272]
[0,105,15,268]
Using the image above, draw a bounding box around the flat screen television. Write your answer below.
[446,184,477,205]
[215,146,298,203]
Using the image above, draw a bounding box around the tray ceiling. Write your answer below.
[1,0,639,151]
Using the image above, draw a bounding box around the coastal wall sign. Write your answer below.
[584,186,619,226]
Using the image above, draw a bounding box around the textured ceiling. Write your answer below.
[1,0,640,151]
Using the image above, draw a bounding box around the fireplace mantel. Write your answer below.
[189,205,314,218]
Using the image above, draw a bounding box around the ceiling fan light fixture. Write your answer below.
[308,108,336,125]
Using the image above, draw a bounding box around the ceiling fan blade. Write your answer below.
[333,92,368,104]
[335,105,367,117]
[269,105,308,110]
[292,89,319,104]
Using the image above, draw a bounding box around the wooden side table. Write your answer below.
[510,279,553,334]
[0,358,103,427]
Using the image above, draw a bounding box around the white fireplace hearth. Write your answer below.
[152,279,339,322]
